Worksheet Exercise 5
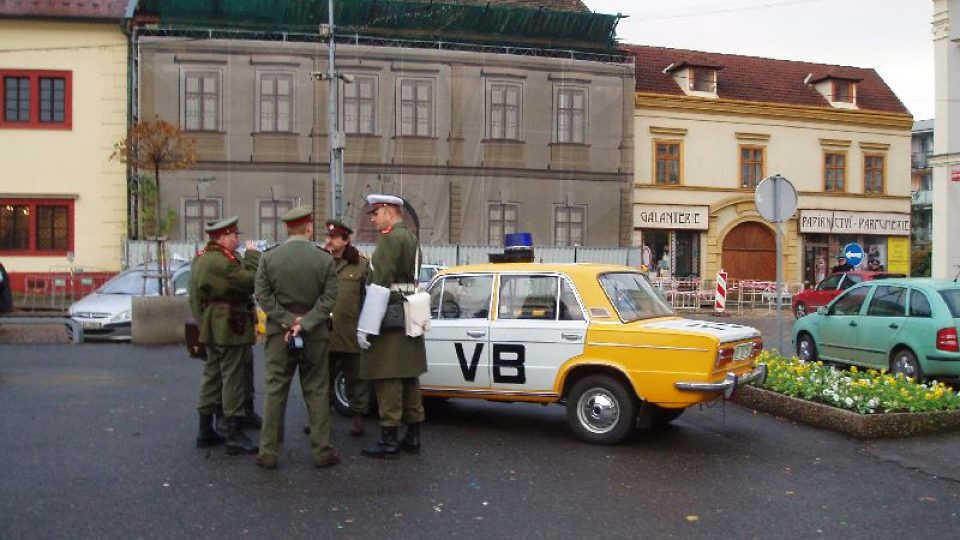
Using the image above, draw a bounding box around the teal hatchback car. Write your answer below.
[792,278,960,381]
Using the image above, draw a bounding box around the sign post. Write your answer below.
[755,174,799,354]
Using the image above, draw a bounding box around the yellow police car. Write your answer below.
[419,263,766,444]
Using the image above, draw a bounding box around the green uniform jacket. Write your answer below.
[359,221,428,380]
[188,243,261,346]
[330,245,369,354]
[255,236,338,339]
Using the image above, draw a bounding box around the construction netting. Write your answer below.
[137,0,621,51]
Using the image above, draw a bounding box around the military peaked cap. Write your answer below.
[366,193,403,213]
[324,219,353,237]
[281,205,313,227]
[205,216,240,235]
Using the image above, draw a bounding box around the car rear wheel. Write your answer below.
[891,349,923,382]
[794,302,807,318]
[331,364,351,417]
[566,374,638,445]
[797,332,818,362]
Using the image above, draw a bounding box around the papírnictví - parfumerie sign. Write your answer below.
[633,205,709,230]
[799,210,911,236]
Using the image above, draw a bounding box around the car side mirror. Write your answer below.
[816,306,828,316]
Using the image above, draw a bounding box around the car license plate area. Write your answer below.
[81,321,102,330]
[733,343,752,361]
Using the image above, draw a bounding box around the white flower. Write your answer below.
[844,397,854,407]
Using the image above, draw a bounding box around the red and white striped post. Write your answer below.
[714,269,729,316]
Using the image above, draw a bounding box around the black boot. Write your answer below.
[361,426,400,459]
[225,416,259,455]
[400,423,421,453]
[196,413,225,448]
[213,405,228,434]
[242,398,262,430]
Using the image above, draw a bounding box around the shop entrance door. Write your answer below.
[722,222,776,280]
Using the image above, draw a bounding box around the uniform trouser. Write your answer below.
[334,351,370,415]
[197,345,247,417]
[213,346,255,412]
[374,377,425,427]
[259,333,335,461]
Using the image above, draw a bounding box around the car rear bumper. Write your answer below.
[675,363,768,399]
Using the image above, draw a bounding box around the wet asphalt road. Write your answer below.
[1,315,959,539]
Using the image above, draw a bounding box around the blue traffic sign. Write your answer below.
[843,243,865,267]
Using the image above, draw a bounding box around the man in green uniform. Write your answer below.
[189,217,261,454]
[255,205,340,469]
[359,194,427,459]
[323,219,371,437]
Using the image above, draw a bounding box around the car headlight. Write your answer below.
[110,309,132,324]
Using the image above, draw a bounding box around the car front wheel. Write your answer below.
[891,349,923,382]
[797,332,818,362]
[566,374,638,445]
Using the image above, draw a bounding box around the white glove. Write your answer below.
[357,330,371,350]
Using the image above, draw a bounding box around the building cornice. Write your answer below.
[634,92,913,131]
[633,183,911,202]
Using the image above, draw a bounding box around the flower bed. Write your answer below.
[732,352,960,439]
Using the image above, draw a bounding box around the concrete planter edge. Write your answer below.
[732,384,960,439]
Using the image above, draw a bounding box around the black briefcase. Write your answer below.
[185,320,206,359]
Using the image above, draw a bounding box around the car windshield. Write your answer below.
[940,289,960,318]
[599,272,675,322]
[97,270,161,295]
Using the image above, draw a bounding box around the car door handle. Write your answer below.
[466,330,486,338]
[561,333,582,341]
[889,323,899,329]
[849,321,857,327]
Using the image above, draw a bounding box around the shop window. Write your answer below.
[655,141,682,185]
[0,199,73,255]
[487,202,519,245]
[740,146,764,188]
[183,198,221,241]
[864,154,885,194]
[1,70,72,129]
[824,152,846,192]
[343,75,377,135]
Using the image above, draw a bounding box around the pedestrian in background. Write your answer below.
[255,206,339,470]
[189,217,261,455]
[360,194,427,460]
[323,219,371,437]
[831,255,853,273]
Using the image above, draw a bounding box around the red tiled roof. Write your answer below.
[622,45,909,115]
[453,0,590,12]
[0,0,128,20]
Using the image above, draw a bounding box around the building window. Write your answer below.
[740,146,764,188]
[556,87,586,143]
[0,199,73,255]
[183,71,221,131]
[864,154,885,194]
[655,141,682,185]
[258,72,293,132]
[488,82,521,140]
[554,204,585,246]
[832,80,854,103]
[824,152,846,192]
[487,203,519,245]
[689,68,715,92]
[183,198,221,241]
[343,75,377,135]
[258,198,295,244]
[1,70,71,129]
[398,78,433,137]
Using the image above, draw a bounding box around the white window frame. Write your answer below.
[255,71,295,133]
[553,204,586,247]
[182,198,222,240]
[487,202,520,245]
[180,68,223,132]
[554,85,587,144]
[342,74,378,135]
[486,81,522,140]
[396,78,435,137]
[256,197,297,243]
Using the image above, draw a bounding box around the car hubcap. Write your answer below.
[577,388,619,434]
[335,374,348,409]
[894,355,916,378]
[796,304,806,317]
[798,338,812,361]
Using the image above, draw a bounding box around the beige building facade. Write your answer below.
[627,46,913,286]
[0,9,129,287]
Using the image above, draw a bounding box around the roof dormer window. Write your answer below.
[689,67,715,93]
[832,80,854,103]
[663,58,721,98]
[806,71,861,109]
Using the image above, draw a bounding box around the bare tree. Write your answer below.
[112,119,197,237]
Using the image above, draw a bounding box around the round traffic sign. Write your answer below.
[843,243,865,267]
[755,174,798,223]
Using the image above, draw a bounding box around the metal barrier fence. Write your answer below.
[13,272,114,311]
[650,277,803,315]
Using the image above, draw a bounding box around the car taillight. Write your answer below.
[753,340,764,356]
[716,347,734,367]
[936,327,959,352]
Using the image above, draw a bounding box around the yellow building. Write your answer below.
[626,46,913,287]
[0,3,129,291]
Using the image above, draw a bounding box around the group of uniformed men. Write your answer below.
[188,194,426,469]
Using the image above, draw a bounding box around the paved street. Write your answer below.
[1,315,959,539]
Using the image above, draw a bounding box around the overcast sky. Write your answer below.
[584,0,935,121]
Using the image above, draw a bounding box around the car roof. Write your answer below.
[859,277,960,290]
[438,262,635,280]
